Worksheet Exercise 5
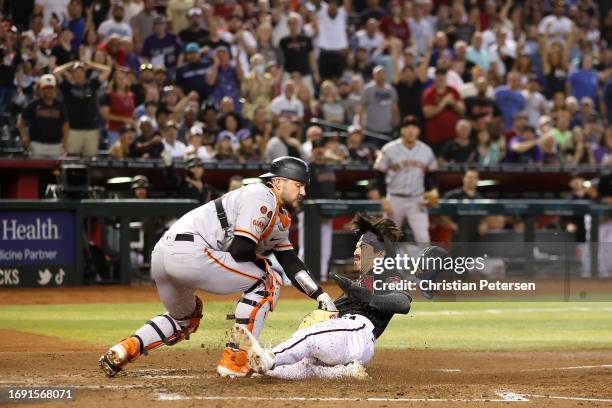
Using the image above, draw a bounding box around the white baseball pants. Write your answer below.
[269,314,376,369]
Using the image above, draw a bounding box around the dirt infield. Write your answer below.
[1,331,611,408]
[1,285,612,407]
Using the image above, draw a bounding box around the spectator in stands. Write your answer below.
[464,76,501,128]
[495,71,526,130]
[54,60,111,156]
[538,0,573,46]
[439,119,478,164]
[207,46,243,112]
[604,78,612,125]
[142,16,182,76]
[301,125,323,162]
[97,1,133,42]
[319,80,346,124]
[134,116,164,159]
[79,28,99,61]
[170,156,219,204]
[466,32,490,72]
[131,175,149,199]
[270,79,303,124]
[228,175,243,192]
[185,125,214,162]
[161,121,186,159]
[422,67,464,153]
[315,0,349,82]
[0,27,21,122]
[279,12,318,92]
[539,132,561,165]
[522,74,547,128]
[265,117,302,161]
[567,54,599,104]
[179,7,208,47]
[110,124,138,159]
[563,127,595,165]
[50,28,78,69]
[551,110,572,150]
[64,0,85,50]
[361,65,399,141]
[391,39,429,125]
[255,23,283,67]
[346,125,375,163]
[176,42,211,101]
[236,129,262,162]
[18,74,69,157]
[442,169,484,242]
[380,0,410,46]
[100,69,136,147]
[540,40,569,100]
[131,0,157,51]
[476,127,500,165]
[505,125,542,164]
[409,1,435,56]
[323,133,349,163]
[353,18,385,65]
[594,129,612,165]
[240,53,275,119]
[215,131,236,162]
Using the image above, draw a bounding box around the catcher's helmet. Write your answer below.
[260,156,310,184]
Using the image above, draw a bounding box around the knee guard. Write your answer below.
[234,271,281,339]
[134,295,203,354]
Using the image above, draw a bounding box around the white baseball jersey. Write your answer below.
[168,183,293,254]
[374,139,437,197]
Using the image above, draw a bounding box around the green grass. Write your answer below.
[0,300,611,351]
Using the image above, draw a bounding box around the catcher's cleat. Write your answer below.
[216,346,252,377]
[98,337,141,377]
[231,324,275,374]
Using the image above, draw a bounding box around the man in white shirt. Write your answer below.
[97,1,133,42]
[34,0,69,28]
[353,18,385,64]
[162,121,187,158]
[270,80,304,124]
[538,0,573,46]
[315,0,348,80]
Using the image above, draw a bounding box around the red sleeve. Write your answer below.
[379,16,391,36]
[421,87,436,107]
[450,87,461,101]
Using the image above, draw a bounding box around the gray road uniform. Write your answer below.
[374,139,437,243]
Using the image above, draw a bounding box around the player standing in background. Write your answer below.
[298,139,336,281]
[231,214,446,376]
[99,157,337,378]
[374,116,439,244]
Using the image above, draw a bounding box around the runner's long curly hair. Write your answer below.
[351,213,404,244]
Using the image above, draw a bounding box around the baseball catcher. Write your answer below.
[99,156,337,378]
[231,213,447,375]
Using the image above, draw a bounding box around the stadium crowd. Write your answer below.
[1,0,611,166]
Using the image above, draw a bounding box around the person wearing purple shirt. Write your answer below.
[495,71,526,130]
[207,46,244,112]
[142,16,183,74]
[594,129,612,165]
[567,54,599,104]
[505,126,543,164]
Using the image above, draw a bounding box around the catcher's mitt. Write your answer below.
[298,309,338,330]
[422,188,439,207]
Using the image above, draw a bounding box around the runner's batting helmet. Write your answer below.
[260,156,310,184]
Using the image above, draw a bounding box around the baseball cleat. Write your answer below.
[216,347,251,378]
[98,337,140,377]
[231,324,275,374]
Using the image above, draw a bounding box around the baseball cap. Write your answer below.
[165,120,177,129]
[185,42,200,54]
[348,124,362,135]
[217,130,233,143]
[39,74,56,88]
[190,125,203,136]
[187,7,203,17]
[401,115,420,128]
[237,128,251,141]
[153,65,167,73]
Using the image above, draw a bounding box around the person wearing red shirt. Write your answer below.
[422,67,465,153]
[379,0,410,47]
[100,69,136,148]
